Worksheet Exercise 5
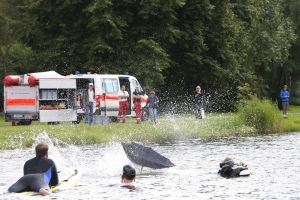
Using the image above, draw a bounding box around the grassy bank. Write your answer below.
[0,106,299,150]
[279,105,300,132]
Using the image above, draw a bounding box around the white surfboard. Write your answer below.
[18,167,82,195]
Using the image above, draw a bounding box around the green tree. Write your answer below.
[0,0,34,111]
[282,0,300,103]
[84,0,185,90]
[0,0,30,75]
[231,0,296,100]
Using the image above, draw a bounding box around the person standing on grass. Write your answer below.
[132,86,144,124]
[117,85,129,123]
[82,83,95,124]
[194,86,203,119]
[146,91,159,124]
[279,85,290,118]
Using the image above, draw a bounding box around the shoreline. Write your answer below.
[1,111,299,150]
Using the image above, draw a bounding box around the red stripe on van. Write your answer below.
[6,98,36,106]
[104,95,119,100]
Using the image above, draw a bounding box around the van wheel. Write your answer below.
[110,117,117,122]
[141,107,149,121]
[16,120,32,125]
[48,122,60,125]
[72,115,82,124]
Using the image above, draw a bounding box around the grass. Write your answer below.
[280,105,300,132]
[0,105,299,150]
[288,105,300,113]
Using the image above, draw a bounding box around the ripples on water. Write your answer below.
[0,132,300,200]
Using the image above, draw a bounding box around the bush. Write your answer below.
[237,97,282,133]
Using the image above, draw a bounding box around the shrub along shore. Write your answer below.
[0,105,299,150]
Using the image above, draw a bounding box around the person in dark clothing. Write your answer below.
[194,86,204,119]
[82,83,95,124]
[8,142,59,196]
[132,86,144,124]
[146,91,159,124]
[218,157,249,178]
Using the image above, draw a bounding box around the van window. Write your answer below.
[132,79,138,88]
[132,79,143,92]
[104,78,119,93]
[75,78,94,89]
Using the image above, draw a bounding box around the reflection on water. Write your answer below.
[0,132,300,199]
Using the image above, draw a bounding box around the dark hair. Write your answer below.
[35,142,49,156]
[122,165,136,180]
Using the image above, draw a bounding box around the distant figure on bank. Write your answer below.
[132,86,144,124]
[8,142,59,196]
[146,91,159,124]
[279,85,290,118]
[82,83,95,124]
[117,85,129,123]
[218,157,249,178]
[194,86,203,119]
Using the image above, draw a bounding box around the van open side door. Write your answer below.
[119,77,131,115]
[102,78,120,116]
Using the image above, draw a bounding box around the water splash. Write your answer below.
[32,132,81,169]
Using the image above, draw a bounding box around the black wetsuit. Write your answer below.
[218,166,248,178]
[8,156,59,193]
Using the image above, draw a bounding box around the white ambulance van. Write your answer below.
[67,72,148,123]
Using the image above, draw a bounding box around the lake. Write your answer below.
[0,132,299,199]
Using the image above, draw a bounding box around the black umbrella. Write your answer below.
[121,142,175,169]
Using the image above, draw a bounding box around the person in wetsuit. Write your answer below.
[8,142,59,196]
[218,157,248,178]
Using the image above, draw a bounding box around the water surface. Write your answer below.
[0,132,299,199]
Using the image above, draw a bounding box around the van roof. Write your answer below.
[67,74,135,78]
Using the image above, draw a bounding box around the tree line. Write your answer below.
[1,0,300,112]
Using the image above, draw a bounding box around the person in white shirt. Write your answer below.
[82,83,95,124]
[117,85,129,123]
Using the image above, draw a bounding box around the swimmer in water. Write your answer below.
[218,157,248,178]
[109,165,136,189]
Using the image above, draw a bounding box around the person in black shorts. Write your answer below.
[279,85,290,118]
[8,142,59,196]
